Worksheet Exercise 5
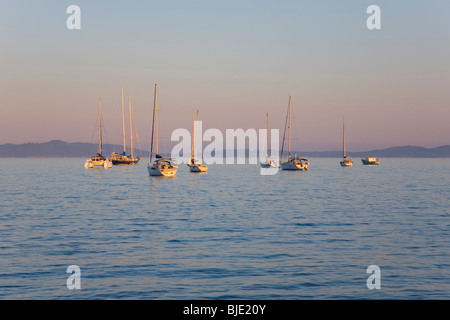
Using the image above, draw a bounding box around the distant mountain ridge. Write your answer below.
[302,145,450,158]
[0,140,449,158]
[0,140,149,158]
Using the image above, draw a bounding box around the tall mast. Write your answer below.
[155,84,159,155]
[288,96,291,158]
[196,110,199,161]
[191,109,195,160]
[150,84,156,163]
[266,112,269,157]
[98,97,102,155]
[343,117,346,159]
[121,85,126,154]
[129,96,134,159]
[133,109,142,158]
[280,103,289,161]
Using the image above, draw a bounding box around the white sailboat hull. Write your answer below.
[281,160,308,171]
[340,159,353,167]
[148,164,177,177]
[84,158,112,169]
[188,163,208,172]
[260,159,277,168]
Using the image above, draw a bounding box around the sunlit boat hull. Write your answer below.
[281,159,309,171]
[361,158,380,165]
[85,156,112,169]
[148,159,178,177]
[340,158,353,167]
[188,164,208,172]
[260,160,277,168]
[111,155,141,165]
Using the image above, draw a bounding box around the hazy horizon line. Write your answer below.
[1,139,449,154]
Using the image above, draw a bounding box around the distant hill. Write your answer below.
[0,140,449,158]
[0,140,149,158]
[302,145,450,158]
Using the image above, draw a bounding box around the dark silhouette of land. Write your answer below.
[301,145,450,158]
[0,140,449,158]
[0,140,148,158]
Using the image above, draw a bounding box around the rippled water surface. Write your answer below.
[0,158,449,299]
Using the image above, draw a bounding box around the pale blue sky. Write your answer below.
[1,1,449,151]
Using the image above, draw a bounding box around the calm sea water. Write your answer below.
[0,158,449,299]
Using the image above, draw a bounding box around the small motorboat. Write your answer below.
[361,157,380,165]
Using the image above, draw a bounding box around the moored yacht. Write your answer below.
[147,84,178,177]
[339,117,353,167]
[111,85,141,165]
[260,112,277,168]
[280,96,309,171]
[85,98,112,169]
[187,109,208,173]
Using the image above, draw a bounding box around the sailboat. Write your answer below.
[84,98,113,169]
[260,112,277,168]
[339,117,353,167]
[147,84,178,177]
[187,109,208,172]
[111,86,141,165]
[280,96,309,171]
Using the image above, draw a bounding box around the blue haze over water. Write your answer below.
[0,158,449,299]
